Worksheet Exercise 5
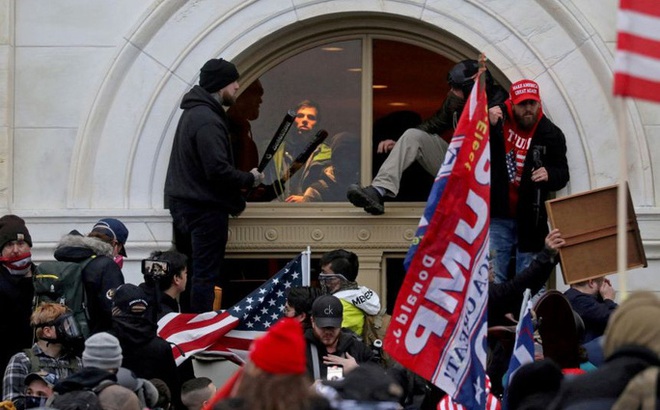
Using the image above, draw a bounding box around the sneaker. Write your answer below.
[347,184,385,215]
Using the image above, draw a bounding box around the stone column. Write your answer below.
[0,0,14,212]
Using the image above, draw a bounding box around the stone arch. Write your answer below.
[68,0,653,210]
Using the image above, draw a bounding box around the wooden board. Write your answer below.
[545,184,647,284]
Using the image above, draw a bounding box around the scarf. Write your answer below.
[0,251,33,276]
[502,100,543,214]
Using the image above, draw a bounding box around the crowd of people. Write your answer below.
[0,55,657,410]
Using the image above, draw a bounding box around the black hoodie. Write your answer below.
[110,314,182,408]
[164,85,254,215]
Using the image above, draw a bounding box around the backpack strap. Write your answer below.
[79,256,96,325]
[310,344,321,380]
[23,348,41,374]
[92,379,117,395]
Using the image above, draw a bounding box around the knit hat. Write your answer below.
[0,214,32,250]
[112,283,149,316]
[199,58,239,93]
[83,332,123,370]
[312,295,343,328]
[248,317,306,375]
[603,291,660,358]
[91,218,129,256]
[510,79,541,105]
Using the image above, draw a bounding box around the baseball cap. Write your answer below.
[91,218,129,256]
[112,283,149,316]
[312,295,343,328]
[24,370,58,387]
[510,79,541,105]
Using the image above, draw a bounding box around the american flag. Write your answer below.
[613,0,660,102]
[158,252,308,365]
[505,149,517,184]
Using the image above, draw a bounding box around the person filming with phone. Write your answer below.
[304,295,375,382]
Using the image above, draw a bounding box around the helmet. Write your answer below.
[447,59,494,96]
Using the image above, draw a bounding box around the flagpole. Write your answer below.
[616,97,628,300]
[302,246,311,286]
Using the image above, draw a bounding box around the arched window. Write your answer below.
[229,16,480,204]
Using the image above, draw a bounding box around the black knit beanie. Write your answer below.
[199,58,240,93]
[0,214,32,250]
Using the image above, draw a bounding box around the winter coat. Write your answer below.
[564,288,618,343]
[549,345,660,410]
[53,233,125,335]
[333,286,381,336]
[0,264,34,385]
[490,114,570,252]
[304,327,376,381]
[110,314,182,409]
[164,85,254,215]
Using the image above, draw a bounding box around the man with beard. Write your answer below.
[165,58,265,313]
[489,79,569,283]
[227,79,264,172]
[304,295,375,381]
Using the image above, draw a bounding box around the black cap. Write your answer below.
[312,295,343,328]
[112,284,148,315]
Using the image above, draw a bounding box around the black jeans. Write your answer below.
[169,198,229,313]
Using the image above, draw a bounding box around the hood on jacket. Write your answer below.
[180,85,224,113]
[54,230,114,262]
[54,367,116,394]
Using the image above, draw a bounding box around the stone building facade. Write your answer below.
[0,0,658,298]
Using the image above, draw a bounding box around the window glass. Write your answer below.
[241,39,362,203]
[371,39,453,202]
[229,37,458,204]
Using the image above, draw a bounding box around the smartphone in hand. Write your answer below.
[326,364,344,380]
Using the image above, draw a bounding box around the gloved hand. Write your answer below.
[249,168,265,187]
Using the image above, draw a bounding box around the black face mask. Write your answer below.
[24,395,48,409]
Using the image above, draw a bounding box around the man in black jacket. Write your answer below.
[109,284,182,409]
[0,215,35,390]
[489,79,569,283]
[304,295,375,381]
[53,219,127,335]
[164,58,264,313]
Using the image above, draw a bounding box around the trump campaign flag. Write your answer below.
[613,0,660,102]
[158,252,308,365]
[385,63,490,409]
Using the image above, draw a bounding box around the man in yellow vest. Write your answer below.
[318,249,381,336]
